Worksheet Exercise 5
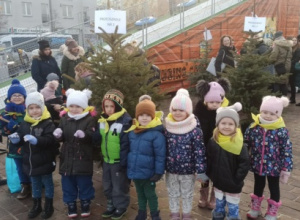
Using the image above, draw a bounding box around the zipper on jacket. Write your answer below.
[105,131,110,163]
[29,126,33,176]
[259,129,267,175]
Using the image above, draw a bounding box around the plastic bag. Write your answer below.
[5,157,21,193]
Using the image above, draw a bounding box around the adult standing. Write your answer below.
[61,39,85,90]
[289,36,300,104]
[31,40,62,91]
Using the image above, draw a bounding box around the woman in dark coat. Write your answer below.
[289,36,300,104]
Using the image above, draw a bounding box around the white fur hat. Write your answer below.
[66,88,92,109]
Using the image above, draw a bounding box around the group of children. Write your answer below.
[0,76,293,220]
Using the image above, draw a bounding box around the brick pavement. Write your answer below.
[0,95,299,220]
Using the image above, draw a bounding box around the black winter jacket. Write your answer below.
[206,138,249,193]
[17,119,59,176]
[215,46,235,73]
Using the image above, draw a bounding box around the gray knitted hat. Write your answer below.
[216,102,242,126]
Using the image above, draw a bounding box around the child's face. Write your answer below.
[171,108,188,122]
[28,104,42,119]
[10,93,25,105]
[138,113,152,126]
[218,117,236,136]
[69,104,84,115]
[104,100,115,116]
[260,110,278,121]
[206,101,222,110]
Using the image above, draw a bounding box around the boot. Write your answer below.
[247,194,264,219]
[151,210,161,220]
[17,184,31,199]
[198,186,209,208]
[28,198,42,218]
[102,199,116,218]
[212,209,226,220]
[0,175,7,186]
[264,199,281,220]
[135,210,147,220]
[41,197,54,219]
[67,201,77,218]
[80,200,91,217]
[182,213,193,220]
[207,188,216,209]
[170,213,180,220]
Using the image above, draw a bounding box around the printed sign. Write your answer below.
[244,17,266,32]
[94,10,126,34]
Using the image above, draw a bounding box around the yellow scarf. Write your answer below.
[221,97,229,107]
[6,112,24,116]
[166,113,176,122]
[125,116,162,133]
[98,108,126,133]
[215,128,243,155]
[250,113,285,129]
[24,107,51,126]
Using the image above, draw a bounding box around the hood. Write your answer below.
[62,46,85,60]
[274,39,293,49]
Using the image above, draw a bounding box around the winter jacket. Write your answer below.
[58,112,96,176]
[244,125,293,176]
[45,97,64,127]
[291,47,300,74]
[215,46,235,73]
[17,119,59,176]
[269,39,293,73]
[206,139,249,194]
[31,55,61,91]
[61,46,85,90]
[127,125,166,180]
[254,41,270,55]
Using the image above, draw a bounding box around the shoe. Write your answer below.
[170,212,180,220]
[135,210,147,220]
[67,201,77,218]
[198,187,209,208]
[17,184,31,199]
[41,197,54,219]
[207,188,216,210]
[212,209,226,220]
[111,208,127,220]
[296,103,300,106]
[28,198,42,219]
[0,176,7,186]
[246,194,264,219]
[290,100,296,104]
[151,210,161,220]
[80,200,91,217]
[264,199,281,220]
[102,199,115,218]
[182,213,193,220]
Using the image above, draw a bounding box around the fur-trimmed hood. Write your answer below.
[62,46,85,60]
[274,39,293,49]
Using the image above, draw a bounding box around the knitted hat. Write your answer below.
[40,81,59,101]
[66,39,78,50]
[46,73,60,81]
[169,88,193,114]
[38,40,50,50]
[136,95,155,119]
[260,96,289,118]
[102,89,124,108]
[216,102,242,126]
[8,79,27,100]
[25,89,45,112]
[66,88,92,109]
[274,31,283,40]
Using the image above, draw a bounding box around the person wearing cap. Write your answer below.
[244,96,293,220]
[61,39,85,90]
[31,40,62,91]
[206,102,249,220]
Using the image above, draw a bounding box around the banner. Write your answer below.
[94,10,126,34]
[244,17,266,32]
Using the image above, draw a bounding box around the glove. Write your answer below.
[53,128,63,139]
[74,130,85,138]
[280,170,290,184]
[149,174,163,182]
[24,135,37,145]
[7,120,18,131]
[196,173,209,183]
[8,132,20,144]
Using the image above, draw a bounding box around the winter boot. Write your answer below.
[198,186,209,208]
[0,175,7,186]
[264,199,281,220]
[182,213,193,220]
[111,208,127,220]
[151,210,161,220]
[227,201,241,220]
[41,197,54,219]
[80,200,91,217]
[135,210,147,220]
[247,194,264,219]
[17,184,31,199]
[102,199,116,218]
[28,198,42,218]
[212,209,226,220]
[212,196,227,220]
[67,201,77,218]
[207,188,216,210]
[170,212,180,220]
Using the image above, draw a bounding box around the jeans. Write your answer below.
[31,174,54,198]
[14,158,31,184]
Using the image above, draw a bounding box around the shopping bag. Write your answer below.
[206,57,225,76]
[5,157,21,193]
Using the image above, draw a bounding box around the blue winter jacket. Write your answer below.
[127,125,166,180]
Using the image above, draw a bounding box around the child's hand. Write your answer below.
[7,120,18,131]
[74,130,85,138]
[24,135,37,145]
[8,132,20,144]
[196,173,209,182]
[280,171,290,184]
[53,128,63,138]
[149,174,163,182]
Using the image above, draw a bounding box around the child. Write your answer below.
[245,96,293,220]
[53,88,96,218]
[126,95,166,220]
[165,88,207,220]
[74,62,95,87]
[8,89,58,219]
[97,89,132,219]
[0,79,31,198]
[206,102,249,220]
[194,78,231,209]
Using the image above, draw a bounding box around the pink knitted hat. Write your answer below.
[204,82,225,103]
[260,96,289,118]
[40,81,59,101]
[170,88,193,114]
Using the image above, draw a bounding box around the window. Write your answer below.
[41,3,49,23]
[83,7,89,22]
[62,5,72,18]
[22,2,32,16]
[0,1,12,15]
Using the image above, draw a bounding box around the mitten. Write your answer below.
[53,128,63,138]
[24,135,37,145]
[196,173,209,183]
[280,170,290,184]
[74,130,85,138]
[8,132,20,144]
[7,119,18,131]
[149,174,163,182]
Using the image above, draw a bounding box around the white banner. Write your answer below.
[94,10,126,34]
[244,17,266,32]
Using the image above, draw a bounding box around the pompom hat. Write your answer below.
[66,88,92,109]
[40,81,59,101]
[204,82,225,103]
[136,95,155,119]
[102,89,124,108]
[8,79,27,100]
[25,89,45,112]
[216,102,242,125]
[170,88,193,114]
[260,96,289,118]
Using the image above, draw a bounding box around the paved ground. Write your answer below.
[0,95,299,220]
